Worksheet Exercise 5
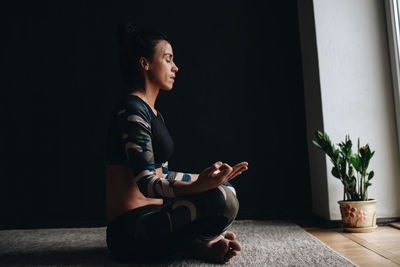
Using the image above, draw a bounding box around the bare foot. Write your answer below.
[192,233,242,264]
[222,231,242,262]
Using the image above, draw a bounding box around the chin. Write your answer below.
[161,85,174,91]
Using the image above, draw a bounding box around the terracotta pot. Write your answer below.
[337,199,377,232]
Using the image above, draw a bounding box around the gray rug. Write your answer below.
[0,220,358,266]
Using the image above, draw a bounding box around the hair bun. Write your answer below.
[116,21,137,46]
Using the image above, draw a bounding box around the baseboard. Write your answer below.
[389,222,400,229]
[309,213,400,229]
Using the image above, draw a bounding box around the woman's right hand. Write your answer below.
[190,161,248,194]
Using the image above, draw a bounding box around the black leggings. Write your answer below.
[106,185,239,263]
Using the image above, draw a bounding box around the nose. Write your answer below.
[172,62,179,73]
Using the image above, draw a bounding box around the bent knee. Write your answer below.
[219,185,239,220]
[199,185,239,221]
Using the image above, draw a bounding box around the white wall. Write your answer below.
[299,0,400,220]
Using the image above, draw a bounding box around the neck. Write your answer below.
[130,82,160,109]
[143,87,159,109]
[142,76,161,109]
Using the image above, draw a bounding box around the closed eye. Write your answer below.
[165,55,173,63]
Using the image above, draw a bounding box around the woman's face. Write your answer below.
[145,40,179,91]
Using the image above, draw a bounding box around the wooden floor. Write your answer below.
[299,224,400,267]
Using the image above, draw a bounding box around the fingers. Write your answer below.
[209,163,231,180]
[214,163,232,177]
[219,163,232,173]
[207,161,249,183]
[226,168,245,181]
[204,161,223,175]
[226,162,248,181]
[212,161,223,170]
[227,168,245,181]
[231,162,248,173]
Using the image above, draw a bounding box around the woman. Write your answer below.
[104,22,248,264]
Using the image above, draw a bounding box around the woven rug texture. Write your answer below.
[0,220,358,266]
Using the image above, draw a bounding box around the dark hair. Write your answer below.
[116,21,170,93]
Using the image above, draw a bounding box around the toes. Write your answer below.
[215,237,230,249]
[229,240,242,251]
[224,231,236,240]
[223,252,233,262]
[223,248,237,262]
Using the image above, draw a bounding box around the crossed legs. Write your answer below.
[106,184,241,263]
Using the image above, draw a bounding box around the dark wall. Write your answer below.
[0,0,311,229]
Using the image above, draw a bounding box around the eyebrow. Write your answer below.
[163,53,174,58]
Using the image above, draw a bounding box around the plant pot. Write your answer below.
[337,199,377,232]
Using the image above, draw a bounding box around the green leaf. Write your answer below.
[368,171,374,180]
[312,140,322,149]
[350,176,357,188]
[360,145,367,157]
[331,166,341,178]
[340,158,347,176]
[348,165,354,176]
[351,156,362,172]
[312,130,336,158]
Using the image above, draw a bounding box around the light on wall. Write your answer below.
[384,0,400,155]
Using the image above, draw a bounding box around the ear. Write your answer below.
[139,56,149,71]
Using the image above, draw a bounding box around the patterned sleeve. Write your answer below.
[118,100,176,198]
[160,161,193,182]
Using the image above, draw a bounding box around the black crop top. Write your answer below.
[134,95,175,166]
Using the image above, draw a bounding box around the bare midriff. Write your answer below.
[106,164,164,224]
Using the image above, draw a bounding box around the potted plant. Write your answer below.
[312,130,377,232]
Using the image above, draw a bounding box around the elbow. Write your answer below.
[136,182,151,198]
[135,174,176,198]
[136,175,159,198]
[131,169,157,198]
[133,167,177,198]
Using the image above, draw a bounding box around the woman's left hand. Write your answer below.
[214,162,248,182]
[226,162,249,181]
[190,161,248,194]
